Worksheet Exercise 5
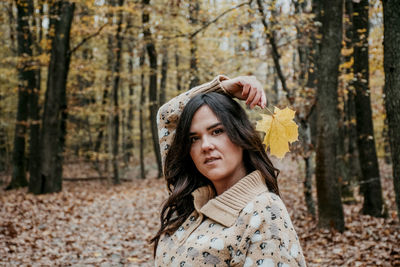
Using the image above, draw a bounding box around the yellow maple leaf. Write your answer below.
[256,106,298,159]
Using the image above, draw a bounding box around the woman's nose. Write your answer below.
[201,136,215,151]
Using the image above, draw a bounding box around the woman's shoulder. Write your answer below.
[243,190,285,213]
[240,190,296,231]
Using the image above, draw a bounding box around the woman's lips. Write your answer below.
[204,157,220,164]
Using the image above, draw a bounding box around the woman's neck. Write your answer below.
[213,168,247,195]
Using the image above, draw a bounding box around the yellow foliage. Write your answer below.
[340,57,353,71]
[341,47,353,57]
[256,107,298,159]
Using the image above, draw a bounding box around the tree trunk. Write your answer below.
[189,0,200,89]
[159,45,168,107]
[299,119,316,217]
[8,0,36,190]
[353,0,384,217]
[347,92,362,180]
[30,1,74,194]
[7,0,17,55]
[94,88,108,161]
[0,119,7,172]
[175,46,182,92]
[382,117,391,164]
[336,118,351,201]
[94,35,112,170]
[96,2,115,176]
[292,0,316,217]
[315,0,345,231]
[142,0,162,178]
[293,0,308,86]
[382,0,400,221]
[0,0,14,171]
[139,47,146,179]
[124,18,135,165]
[336,0,356,203]
[305,0,322,150]
[28,0,43,194]
[344,0,362,191]
[110,0,124,184]
[71,6,94,157]
[268,65,279,104]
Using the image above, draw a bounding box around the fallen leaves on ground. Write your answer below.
[0,157,399,266]
[0,178,167,266]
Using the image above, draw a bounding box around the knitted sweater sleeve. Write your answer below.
[156,75,230,170]
[232,193,307,267]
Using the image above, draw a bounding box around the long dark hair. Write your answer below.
[150,92,279,256]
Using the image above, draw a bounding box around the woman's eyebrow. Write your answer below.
[207,122,222,130]
[189,122,222,136]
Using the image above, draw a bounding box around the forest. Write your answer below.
[0,0,399,266]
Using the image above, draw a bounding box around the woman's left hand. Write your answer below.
[221,76,267,109]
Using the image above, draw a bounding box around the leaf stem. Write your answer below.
[265,106,274,115]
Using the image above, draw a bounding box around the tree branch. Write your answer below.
[256,0,292,104]
[190,0,253,38]
[167,0,253,39]
[70,23,109,55]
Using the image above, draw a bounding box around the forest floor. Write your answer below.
[0,156,399,267]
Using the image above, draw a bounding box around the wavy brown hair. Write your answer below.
[150,92,279,256]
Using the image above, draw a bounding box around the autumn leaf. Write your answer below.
[256,106,298,159]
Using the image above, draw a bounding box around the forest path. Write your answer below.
[1,176,166,266]
[0,157,398,266]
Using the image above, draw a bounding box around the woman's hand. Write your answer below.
[221,76,267,109]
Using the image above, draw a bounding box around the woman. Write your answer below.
[152,75,306,267]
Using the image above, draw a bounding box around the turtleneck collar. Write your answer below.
[191,170,268,227]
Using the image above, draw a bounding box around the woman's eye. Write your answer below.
[190,136,199,143]
[212,128,224,135]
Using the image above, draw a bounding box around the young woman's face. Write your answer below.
[189,105,246,192]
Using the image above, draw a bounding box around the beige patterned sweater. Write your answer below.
[155,76,306,266]
[154,171,306,267]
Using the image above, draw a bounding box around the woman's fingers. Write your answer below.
[242,83,250,98]
[246,86,257,106]
[251,87,266,109]
[254,86,266,109]
[249,90,261,109]
[260,91,267,109]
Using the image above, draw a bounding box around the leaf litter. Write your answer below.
[0,157,398,266]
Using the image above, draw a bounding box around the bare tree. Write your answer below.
[189,0,200,89]
[8,0,36,190]
[28,0,44,193]
[382,0,400,221]
[353,0,384,217]
[142,0,162,177]
[139,47,146,179]
[30,0,74,194]
[315,0,345,231]
[159,45,168,107]
[110,0,125,184]
[124,17,135,165]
